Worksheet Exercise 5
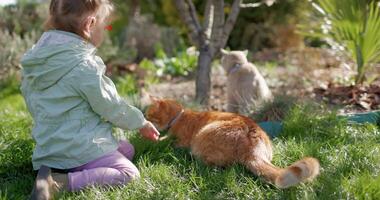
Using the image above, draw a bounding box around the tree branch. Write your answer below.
[174,0,203,47]
[240,0,276,8]
[203,0,214,42]
[185,0,204,45]
[185,0,202,31]
[263,0,276,6]
[210,0,224,55]
[240,2,262,8]
[220,0,242,49]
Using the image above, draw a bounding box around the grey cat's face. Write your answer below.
[220,50,249,73]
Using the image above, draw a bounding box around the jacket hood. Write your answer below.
[21,30,96,90]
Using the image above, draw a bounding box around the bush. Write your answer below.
[0,30,38,81]
[112,0,312,54]
[97,32,124,64]
[227,0,311,51]
[116,14,184,61]
[139,45,198,78]
[309,0,380,84]
[0,2,47,36]
[115,74,139,96]
[0,2,47,81]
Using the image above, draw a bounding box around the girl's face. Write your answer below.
[83,14,109,47]
[89,18,106,47]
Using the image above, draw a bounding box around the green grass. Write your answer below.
[1,79,380,200]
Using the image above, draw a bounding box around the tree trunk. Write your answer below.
[174,0,245,105]
[129,0,141,18]
[195,45,213,105]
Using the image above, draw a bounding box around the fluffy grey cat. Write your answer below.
[221,49,273,114]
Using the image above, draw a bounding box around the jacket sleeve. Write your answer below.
[73,59,147,130]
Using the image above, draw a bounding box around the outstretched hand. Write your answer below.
[139,121,160,142]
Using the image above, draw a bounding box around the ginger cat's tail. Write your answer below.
[246,157,320,188]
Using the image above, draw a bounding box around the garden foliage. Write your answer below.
[311,0,380,84]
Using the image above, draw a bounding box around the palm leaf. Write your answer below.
[362,2,380,64]
[313,0,380,84]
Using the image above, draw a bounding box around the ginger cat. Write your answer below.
[221,49,273,114]
[145,98,320,188]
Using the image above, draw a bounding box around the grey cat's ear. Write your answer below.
[220,48,229,55]
[140,89,160,107]
[149,95,160,102]
[140,89,151,107]
[243,49,249,56]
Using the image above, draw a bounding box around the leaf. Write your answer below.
[310,0,380,84]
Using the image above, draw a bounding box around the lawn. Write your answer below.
[1,78,380,200]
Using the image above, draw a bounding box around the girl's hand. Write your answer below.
[139,121,160,142]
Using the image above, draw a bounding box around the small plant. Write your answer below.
[115,74,139,96]
[311,0,380,84]
[139,45,198,77]
[250,95,298,122]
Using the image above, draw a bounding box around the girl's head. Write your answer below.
[45,0,113,46]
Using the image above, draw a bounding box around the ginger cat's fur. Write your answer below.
[145,98,320,188]
[221,49,273,114]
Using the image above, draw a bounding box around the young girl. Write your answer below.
[20,0,160,199]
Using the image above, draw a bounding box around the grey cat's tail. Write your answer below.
[245,157,320,188]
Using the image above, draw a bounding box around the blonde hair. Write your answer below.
[45,0,114,39]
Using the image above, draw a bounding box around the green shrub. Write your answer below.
[310,0,380,84]
[113,0,311,53]
[0,2,47,80]
[250,95,298,121]
[230,0,311,51]
[0,30,38,81]
[115,74,139,96]
[0,2,47,36]
[139,45,198,77]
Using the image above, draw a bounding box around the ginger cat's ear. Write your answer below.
[220,48,229,55]
[243,49,249,57]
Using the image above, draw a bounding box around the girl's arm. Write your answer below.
[73,60,146,131]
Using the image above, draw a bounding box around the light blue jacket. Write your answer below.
[21,30,146,170]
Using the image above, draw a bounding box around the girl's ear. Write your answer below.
[220,48,229,55]
[83,16,97,39]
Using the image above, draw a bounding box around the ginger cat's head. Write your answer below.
[145,98,183,131]
[220,49,249,74]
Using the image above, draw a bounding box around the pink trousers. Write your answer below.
[67,140,140,191]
